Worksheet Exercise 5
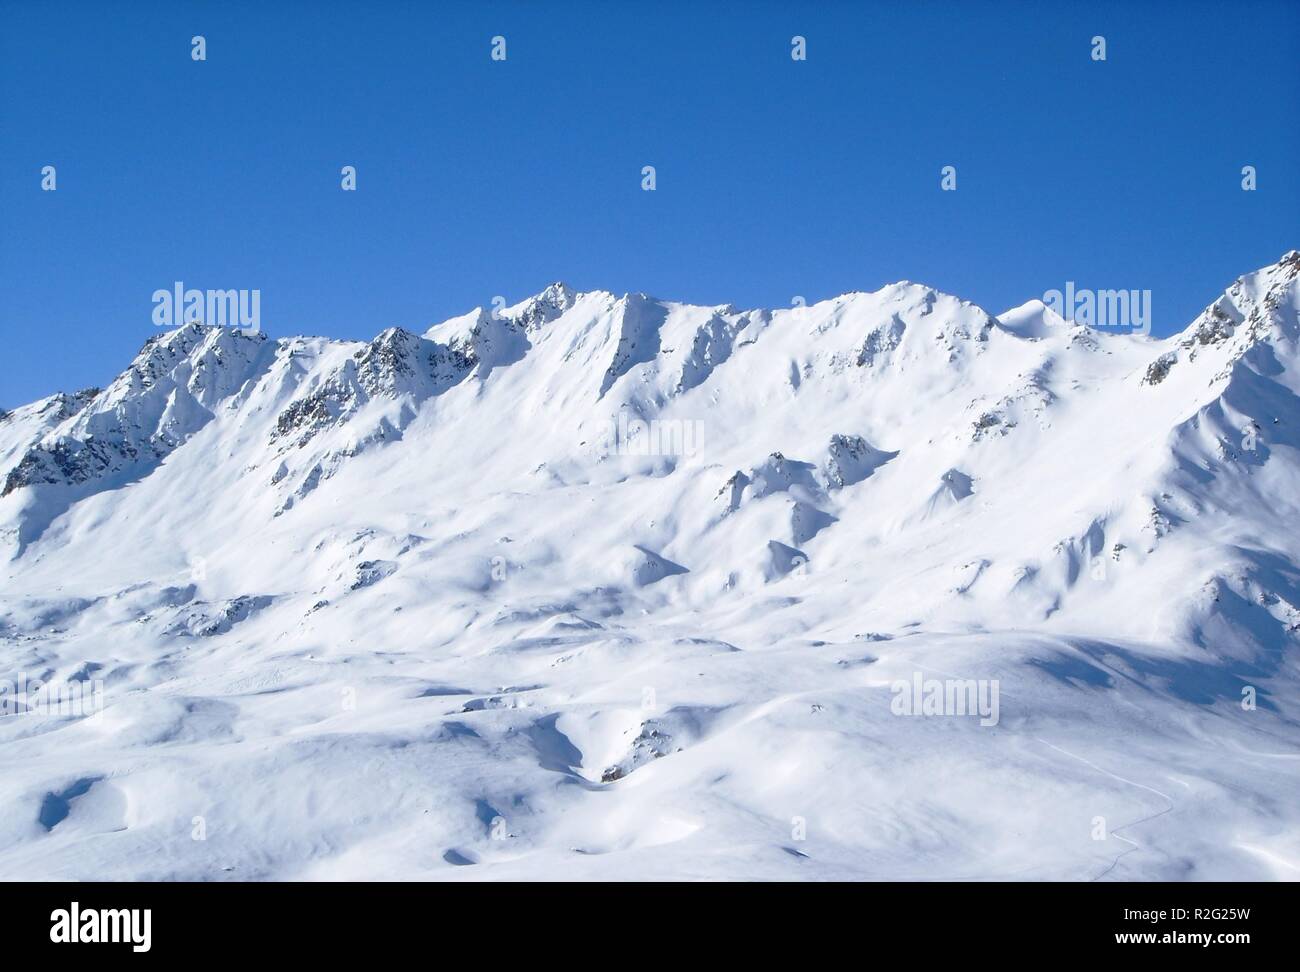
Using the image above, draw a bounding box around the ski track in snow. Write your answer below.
[1031,736,1176,882]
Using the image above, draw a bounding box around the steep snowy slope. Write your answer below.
[1,254,1298,881]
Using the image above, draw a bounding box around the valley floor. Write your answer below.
[2,617,1296,881]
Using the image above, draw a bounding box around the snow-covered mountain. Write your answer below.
[2,254,1299,880]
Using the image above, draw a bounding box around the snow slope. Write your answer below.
[1,253,1299,880]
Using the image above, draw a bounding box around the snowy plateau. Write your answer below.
[2,253,1300,881]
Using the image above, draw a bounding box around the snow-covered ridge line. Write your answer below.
[14,251,1300,421]
[0,253,1295,539]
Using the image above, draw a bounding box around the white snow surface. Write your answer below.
[2,255,1300,880]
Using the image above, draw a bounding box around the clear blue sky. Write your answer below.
[2,0,1297,408]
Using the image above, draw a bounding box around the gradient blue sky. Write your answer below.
[2,0,1298,408]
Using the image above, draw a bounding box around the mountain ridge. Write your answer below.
[2,254,1298,880]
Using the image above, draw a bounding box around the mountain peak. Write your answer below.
[1173,251,1300,355]
[996,298,1070,339]
[539,280,575,300]
[505,282,582,330]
